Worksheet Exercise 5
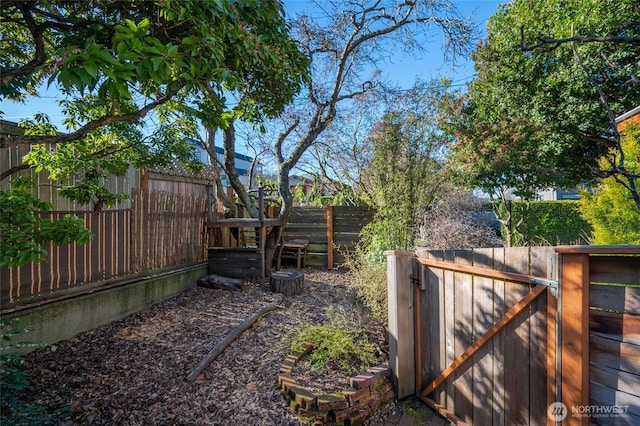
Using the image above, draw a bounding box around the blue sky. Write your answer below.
[1,1,507,127]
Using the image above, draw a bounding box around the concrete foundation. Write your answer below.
[1,263,207,353]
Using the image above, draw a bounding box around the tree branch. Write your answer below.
[520,29,640,52]
[0,164,31,181]
[0,95,174,148]
[1,2,46,85]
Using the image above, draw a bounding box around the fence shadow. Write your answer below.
[414,247,553,425]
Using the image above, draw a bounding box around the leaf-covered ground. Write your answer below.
[19,269,400,425]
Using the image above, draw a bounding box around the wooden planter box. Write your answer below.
[208,247,264,278]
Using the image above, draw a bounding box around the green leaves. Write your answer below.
[0,180,93,268]
[580,123,640,244]
[3,0,309,132]
[448,0,639,200]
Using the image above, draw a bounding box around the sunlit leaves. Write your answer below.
[580,123,640,244]
[0,178,93,267]
[448,0,639,200]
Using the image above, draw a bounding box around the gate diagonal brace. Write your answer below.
[420,284,547,397]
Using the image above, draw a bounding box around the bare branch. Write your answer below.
[275,117,300,164]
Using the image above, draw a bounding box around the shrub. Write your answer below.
[414,190,503,249]
[341,244,389,321]
[1,320,64,424]
[579,123,640,244]
[510,201,592,246]
[287,306,381,376]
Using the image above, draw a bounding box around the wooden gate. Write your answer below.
[411,247,557,425]
[388,246,640,426]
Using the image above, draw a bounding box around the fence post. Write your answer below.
[557,250,590,425]
[326,205,334,269]
[386,250,415,399]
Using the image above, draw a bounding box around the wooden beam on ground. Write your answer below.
[186,294,283,382]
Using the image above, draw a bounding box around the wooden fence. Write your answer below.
[1,185,210,310]
[131,188,209,272]
[387,246,640,426]
[1,209,131,306]
[284,205,374,268]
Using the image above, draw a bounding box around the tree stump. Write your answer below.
[270,270,304,296]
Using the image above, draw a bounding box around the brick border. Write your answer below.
[277,344,396,424]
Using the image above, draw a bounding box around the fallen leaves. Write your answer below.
[19,269,388,425]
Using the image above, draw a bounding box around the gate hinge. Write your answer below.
[531,277,558,297]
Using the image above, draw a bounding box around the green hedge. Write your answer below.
[506,201,593,246]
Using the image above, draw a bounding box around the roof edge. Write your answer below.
[615,105,640,123]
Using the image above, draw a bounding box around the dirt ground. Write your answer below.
[17,268,421,425]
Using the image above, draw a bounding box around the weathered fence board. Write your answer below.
[389,247,640,426]
[207,247,263,278]
[2,184,209,309]
[131,189,208,273]
[412,248,551,424]
[1,209,132,307]
[587,253,640,426]
[282,205,373,268]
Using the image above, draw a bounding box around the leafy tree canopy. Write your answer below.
[447,0,640,203]
[1,0,309,139]
[0,0,309,266]
[359,79,455,260]
[1,0,309,205]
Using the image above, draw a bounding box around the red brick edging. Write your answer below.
[277,344,396,424]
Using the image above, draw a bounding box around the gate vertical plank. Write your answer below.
[529,287,547,426]
[504,247,531,426]
[559,252,590,426]
[546,285,558,426]
[386,251,415,398]
[454,250,474,423]
[493,248,506,426]
[419,260,430,392]
[428,250,447,406]
[529,248,554,426]
[443,249,456,413]
[473,248,498,425]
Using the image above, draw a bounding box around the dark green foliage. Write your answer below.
[0,320,66,424]
[508,201,592,246]
[446,0,640,207]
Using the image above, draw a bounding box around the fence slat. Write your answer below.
[560,253,590,426]
[453,250,474,423]
[2,184,209,308]
[591,310,640,345]
[420,285,546,397]
[472,248,496,425]
[590,256,640,285]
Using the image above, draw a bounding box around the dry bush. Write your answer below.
[414,190,503,249]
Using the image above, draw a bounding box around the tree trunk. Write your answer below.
[197,274,243,291]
